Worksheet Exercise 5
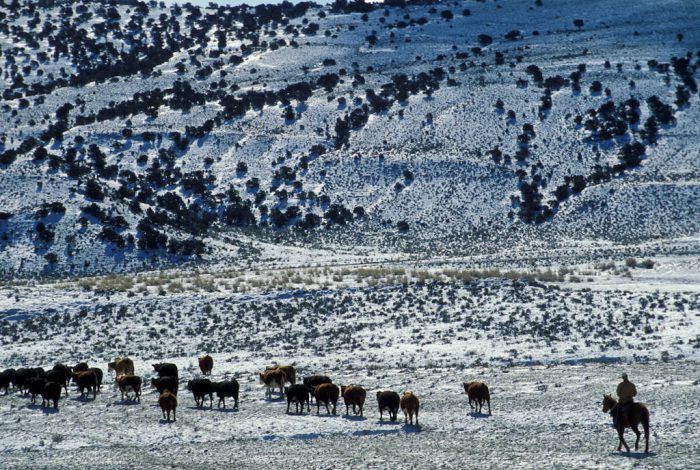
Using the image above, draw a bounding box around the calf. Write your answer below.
[303,375,332,403]
[42,381,62,409]
[341,385,367,417]
[151,376,178,395]
[198,355,214,376]
[107,357,134,380]
[376,391,400,421]
[212,379,239,409]
[285,384,310,414]
[45,369,70,396]
[73,371,98,399]
[259,369,287,399]
[463,381,491,415]
[28,377,47,404]
[152,363,178,379]
[312,383,339,415]
[159,390,177,422]
[89,367,103,391]
[187,379,214,408]
[117,375,142,402]
[400,391,420,425]
[266,365,296,384]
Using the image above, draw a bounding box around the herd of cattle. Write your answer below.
[0,356,492,424]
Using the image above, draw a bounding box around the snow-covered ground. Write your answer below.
[0,362,698,469]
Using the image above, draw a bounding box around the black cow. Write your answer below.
[0,369,16,394]
[16,368,45,394]
[153,363,178,378]
[187,379,213,408]
[151,376,178,395]
[303,375,332,403]
[28,377,47,404]
[376,390,400,421]
[42,382,62,409]
[52,364,72,383]
[213,379,239,409]
[73,362,89,372]
[45,369,70,396]
[285,384,310,414]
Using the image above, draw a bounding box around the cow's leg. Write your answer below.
[287,400,290,413]
[162,409,166,419]
[325,402,331,414]
[487,398,491,416]
[209,393,213,408]
[415,409,419,426]
[379,409,383,421]
[173,408,176,422]
[306,399,310,413]
[316,401,321,415]
[360,404,363,417]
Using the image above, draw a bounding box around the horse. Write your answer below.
[602,394,649,453]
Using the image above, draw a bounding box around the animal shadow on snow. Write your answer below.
[159,419,176,425]
[376,419,402,426]
[113,399,140,406]
[611,451,657,460]
[213,407,239,413]
[341,415,367,422]
[41,406,59,415]
[71,395,96,403]
[468,411,490,419]
[401,423,422,433]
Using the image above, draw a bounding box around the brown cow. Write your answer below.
[260,369,287,399]
[159,390,177,422]
[463,381,491,415]
[400,391,420,425]
[107,357,135,381]
[312,383,339,415]
[198,355,214,376]
[341,385,366,417]
[117,375,142,402]
[73,371,98,399]
[265,365,296,384]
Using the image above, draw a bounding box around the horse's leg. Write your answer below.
[617,427,630,452]
[632,425,641,451]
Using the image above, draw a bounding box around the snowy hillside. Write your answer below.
[1,0,699,277]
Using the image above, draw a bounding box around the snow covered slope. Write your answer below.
[1,0,699,277]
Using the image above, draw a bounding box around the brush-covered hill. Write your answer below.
[1,0,699,277]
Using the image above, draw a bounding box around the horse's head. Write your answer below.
[602,394,616,413]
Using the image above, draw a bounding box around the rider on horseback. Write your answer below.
[614,373,637,427]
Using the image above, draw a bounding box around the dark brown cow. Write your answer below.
[303,375,332,404]
[376,391,400,421]
[198,355,214,376]
[400,391,420,425]
[312,383,339,415]
[463,381,491,415]
[265,365,296,384]
[117,375,142,402]
[73,362,89,373]
[285,384,310,414]
[213,380,239,409]
[259,369,287,399]
[341,385,366,417]
[159,391,177,422]
[73,371,98,399]
[107,357,134,380]
[89,367,103,391]
[42,382,62,409]
[187,379,214,408]
[0,369,16,394]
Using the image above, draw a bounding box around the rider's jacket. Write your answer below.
[616,379,637,404]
